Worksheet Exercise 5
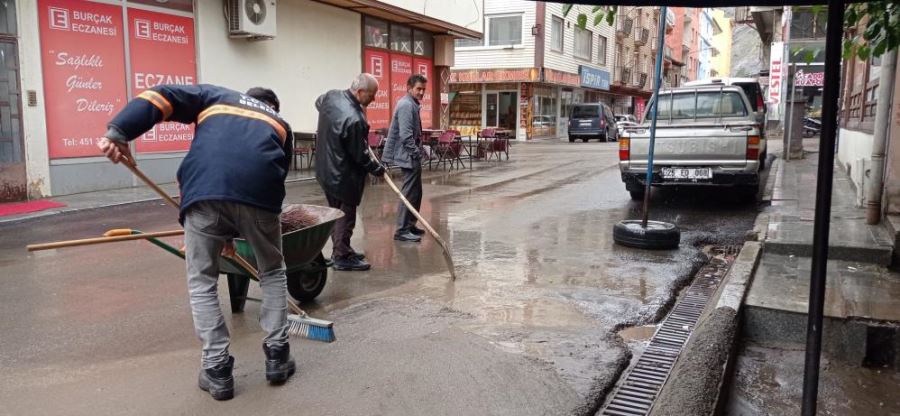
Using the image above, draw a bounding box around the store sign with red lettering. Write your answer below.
[39,0,128,158]
[768,41,783,106]
[413,57,432,129]
[363,48,391,130]
[390,54,413,117]
[793,69,824,87]
[128,8,196,153]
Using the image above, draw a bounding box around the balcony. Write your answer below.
[617,66,633,85]
[637,72,648,88]
[634,28,650,46]
[616,18,634,38]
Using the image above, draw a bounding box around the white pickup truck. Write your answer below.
[618,85,766,201]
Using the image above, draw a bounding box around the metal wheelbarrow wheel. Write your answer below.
[286,253,329,302]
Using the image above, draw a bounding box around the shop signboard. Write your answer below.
[635,97,647,122]
[364,48,391,130]
[39,0,128,159]
[450,68,538,83]
[579,66,611,91]
[543,69,580,87]
[413,57,433,129]
[128,8,197,153]
[768,41,784,120]
[793,68,824,87]
[389,53,413,121]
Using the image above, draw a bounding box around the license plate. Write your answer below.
[578,120,592,125]
[661,167,712,180]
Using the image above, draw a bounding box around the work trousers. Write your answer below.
[395,165,423,233]
[325,193,358,258]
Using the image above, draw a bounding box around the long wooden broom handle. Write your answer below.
[228,253,307,316]
[27,230,185,251]
[121,156,181,210]
[366,146,457,280]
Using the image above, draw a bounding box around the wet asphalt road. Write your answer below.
[0,140,764,415]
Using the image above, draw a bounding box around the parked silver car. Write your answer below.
[618,85,766,201]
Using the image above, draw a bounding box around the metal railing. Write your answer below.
[635,28,650,45]
[617,18,634,37]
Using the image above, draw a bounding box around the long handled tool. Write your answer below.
[118,157,335,342]
[27,229,185,251]
[366,146,457,281]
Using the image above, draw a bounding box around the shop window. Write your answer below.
[0,0,16,34]
[391,25,412,53]
[598,36,607,65]
[551,16,564,52]
[365,17,389,49]
[488,15,522,46]
[413,30,433,57]
[574,27,592,60]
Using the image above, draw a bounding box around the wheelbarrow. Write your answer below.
[134,204,343,313]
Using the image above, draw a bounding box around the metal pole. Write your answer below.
[786,65,798,161]
[801,1,844,414]
[641,6,668,228]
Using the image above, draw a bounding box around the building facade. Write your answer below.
[1,0,481,200]
[449,1,618,140]
[710,8,733,78]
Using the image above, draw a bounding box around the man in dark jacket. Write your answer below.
[315,74,386,271]
[382,74,427,242]
[97,84,294,401]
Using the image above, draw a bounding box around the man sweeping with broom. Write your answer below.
[96,84,294,401]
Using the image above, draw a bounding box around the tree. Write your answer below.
[843,1,900,60]
[562,4,617,29]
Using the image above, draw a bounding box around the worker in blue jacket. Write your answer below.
[97,84,294,401]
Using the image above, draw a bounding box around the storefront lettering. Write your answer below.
[55,53,104,70]
[794,69,824,87]
[450,69,536,83]
[66,75,102,92]
[134,72,194,89]
[75,98,115,115]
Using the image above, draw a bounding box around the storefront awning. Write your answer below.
[312,0,482,39]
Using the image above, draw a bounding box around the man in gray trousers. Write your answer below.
[97,85,294,401]
[383,74,428,242]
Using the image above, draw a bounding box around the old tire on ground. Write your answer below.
[613,220,680,250]
[582,138,589,143]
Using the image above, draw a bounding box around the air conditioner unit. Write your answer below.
[227,0,276,39]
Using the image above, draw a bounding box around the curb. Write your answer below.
[761,156,781,204]
[650,241,762,415]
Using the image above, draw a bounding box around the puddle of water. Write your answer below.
[618,325,657,342]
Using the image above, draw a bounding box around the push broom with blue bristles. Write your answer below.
[120,156,336,343]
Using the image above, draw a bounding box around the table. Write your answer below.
[292,131,316,170]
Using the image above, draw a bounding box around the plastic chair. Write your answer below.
[434,131,466,170]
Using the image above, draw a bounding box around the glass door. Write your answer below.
[485,91,518,131]
[0,0,25,201]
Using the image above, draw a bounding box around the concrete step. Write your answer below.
[743,252,900,366]
[764,216,894,265]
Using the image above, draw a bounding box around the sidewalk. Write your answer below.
[744,138,900,359]
[725,138,900,415]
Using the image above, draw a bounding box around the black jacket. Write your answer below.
[314,90,381,206]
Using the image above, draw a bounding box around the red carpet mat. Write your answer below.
[0,200,67,217]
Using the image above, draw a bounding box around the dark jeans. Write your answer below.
[395,165,422,234]
[325,193,358,259]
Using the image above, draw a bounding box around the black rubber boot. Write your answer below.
[264,343,296,383]
[198,356,235,400]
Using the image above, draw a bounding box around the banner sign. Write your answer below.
[579,66,611,91]
[793,69,824,87]
[543,68,580,87]
[768,41,784,120]
[128,8,197,153]
[39,0,128,159]
[389,53,413,129]
[450,68,538,83]
[413,57,433,129]
[363,49,391,130]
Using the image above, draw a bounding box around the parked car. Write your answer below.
[615,114,638,124]
[684,77,768,132]
[616,120,639,138]
[568,103,618,142]
[618,85,766,201]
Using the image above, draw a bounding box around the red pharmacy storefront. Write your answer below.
[361,16,434,132]
[36,0,197,193]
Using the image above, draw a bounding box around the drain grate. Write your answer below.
[600,246,739,416]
